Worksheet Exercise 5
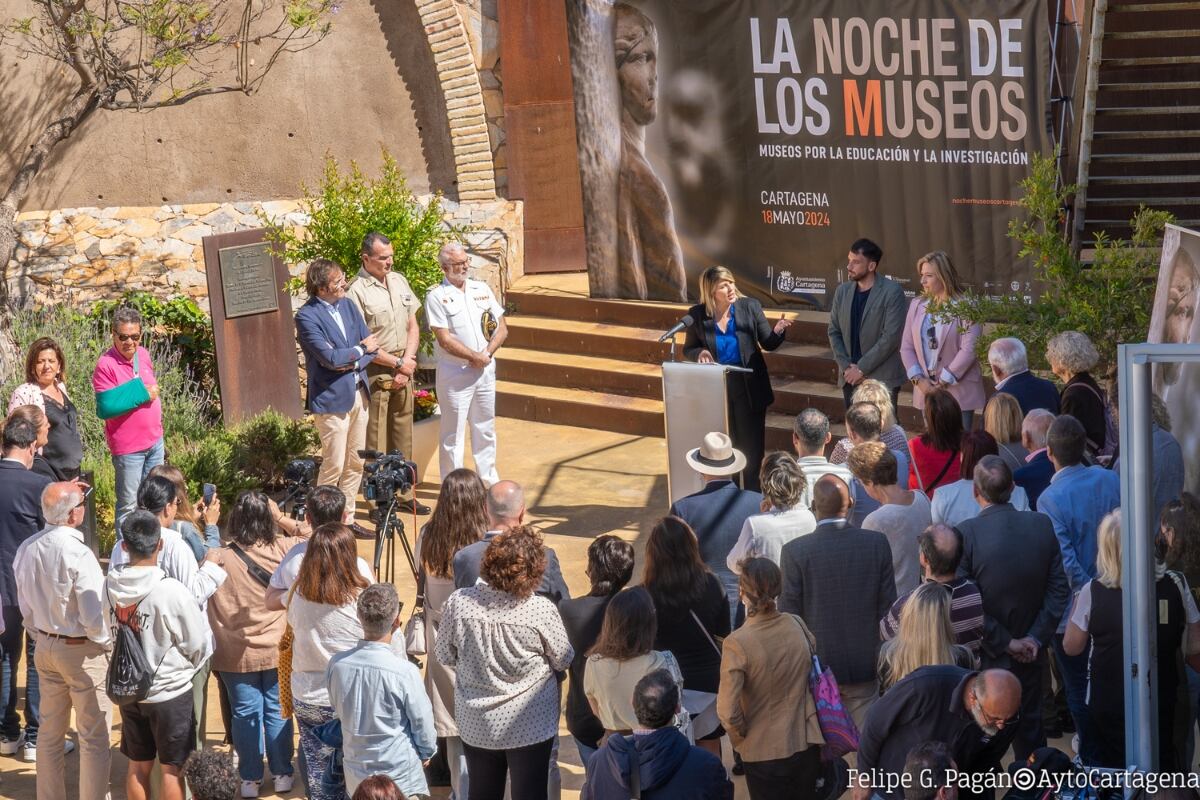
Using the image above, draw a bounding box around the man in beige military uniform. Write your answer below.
[346,232,429,514]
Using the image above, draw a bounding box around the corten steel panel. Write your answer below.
[506,103,586,231]
[500,0,587,273]
[525,227,587,274]
[498,0,576,106]
[202,229,305,424]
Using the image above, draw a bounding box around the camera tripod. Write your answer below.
[371,494,418,584]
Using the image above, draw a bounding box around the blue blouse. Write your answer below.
[715,305,742,366]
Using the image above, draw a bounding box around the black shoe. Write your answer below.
[397,499,431,515]
[350,523,376,540]
[731,751,745,776]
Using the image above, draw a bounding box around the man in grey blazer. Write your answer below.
[779,474,896,728]
[957,455,1069,761]
[827,238,908,408]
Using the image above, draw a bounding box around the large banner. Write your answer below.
[1149,224,1200,496]
[566,0,1052,308]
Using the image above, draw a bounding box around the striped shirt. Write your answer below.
[879,577,985,656]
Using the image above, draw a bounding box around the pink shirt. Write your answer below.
[92,346,163,455]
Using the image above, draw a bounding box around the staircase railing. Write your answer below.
[1047,0,1090,243]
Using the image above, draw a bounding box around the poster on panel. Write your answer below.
[566,0,1052,308]
[1148,224,1200,496]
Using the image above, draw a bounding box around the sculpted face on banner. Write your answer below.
[1158,248,1199,390]
[612,2,688,303]
[615,6,658,127]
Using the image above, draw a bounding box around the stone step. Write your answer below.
[507,287,832,345]
[494,379,665,437]
[495,346,924,427]
[495,377,850,452]
[504,314,839,381]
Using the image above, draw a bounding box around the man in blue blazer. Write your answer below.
[295,259,378,505]
[669,432,763,625]
[1013,409,1056,508]
[988,338,1060,416]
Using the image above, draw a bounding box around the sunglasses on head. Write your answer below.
[116,332,141,343]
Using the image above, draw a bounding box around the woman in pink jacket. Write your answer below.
[900,251,985,430]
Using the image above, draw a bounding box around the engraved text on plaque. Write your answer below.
[219,242,280,318]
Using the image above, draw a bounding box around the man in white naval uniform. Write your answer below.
[424,242,508,485]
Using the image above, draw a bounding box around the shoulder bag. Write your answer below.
[404,564,428,657]
[913,446,958,497]
[792,613,860,761]
[683,609,722,739]
[95,351,152,420]
[229,544,273,589]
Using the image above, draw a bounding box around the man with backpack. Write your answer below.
[105,510,210,800]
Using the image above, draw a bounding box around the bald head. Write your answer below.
[812,474,851,520]
[970,669,1022,735]
[486,480,525,529]
[42,481,84,527]
[918,523,962,579]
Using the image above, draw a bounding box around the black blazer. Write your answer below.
[779,520,896,685]
[0,459,53,606]
[682,297,785,413]
[956,503,1070,660]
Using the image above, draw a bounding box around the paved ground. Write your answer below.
[2,416,1090,798]
[1,417,675,799]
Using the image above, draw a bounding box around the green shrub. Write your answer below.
[3,301,220,546]
[168,409,319,507]
[940,152,1174,374]
[260,149,470,353]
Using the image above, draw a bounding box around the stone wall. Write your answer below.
[7,198,524,311]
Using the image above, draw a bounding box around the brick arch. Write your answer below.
[414,0,496,201]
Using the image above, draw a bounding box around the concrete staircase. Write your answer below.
[496,274,921,450]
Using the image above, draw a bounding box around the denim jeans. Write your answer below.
[1053,632,1094,763]
[220,670,294,783]
[0,606,38,744]
[112,437,165,537]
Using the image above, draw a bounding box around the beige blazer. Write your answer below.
[716,610,824,762]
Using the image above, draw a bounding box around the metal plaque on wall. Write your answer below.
[218,242,280,318]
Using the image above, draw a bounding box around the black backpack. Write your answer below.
[105,584,164,706]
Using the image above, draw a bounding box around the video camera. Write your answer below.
[358,450,417,506]
[282,458,318,520]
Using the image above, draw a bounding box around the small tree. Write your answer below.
[261,149,468,301]
[0,0,339,304]
[941,152,1174,374]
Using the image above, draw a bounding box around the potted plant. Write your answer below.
[411,387,441,482]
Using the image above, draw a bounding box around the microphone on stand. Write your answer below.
[658,314,694,343]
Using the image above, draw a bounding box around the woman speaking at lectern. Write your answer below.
[683,266,791,491]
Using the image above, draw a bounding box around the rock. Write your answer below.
[480,14,499,71]
[482,88,504,119]
[174,223,214,245]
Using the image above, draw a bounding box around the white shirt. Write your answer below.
[424,278,505,366]
[795,456,853,510]
[727,506,818,573]
[269,540,376,593]
[13,525,110,645]
[930,480,1030,528]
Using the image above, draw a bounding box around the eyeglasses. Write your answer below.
[972,690,1019,729]
[445,260,470,269]
[116,332,142,343]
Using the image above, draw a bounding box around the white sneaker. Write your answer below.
[22,739,77,762]
[0,732,24,756]
[273,774,295,794]
[240,779,261,798]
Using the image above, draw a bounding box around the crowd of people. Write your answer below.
[0,236,1196,800]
